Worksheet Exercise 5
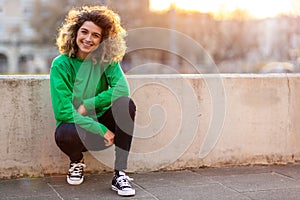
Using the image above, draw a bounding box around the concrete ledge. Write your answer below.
[1,74,300,178]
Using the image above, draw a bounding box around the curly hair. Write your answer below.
[56,6,127,63]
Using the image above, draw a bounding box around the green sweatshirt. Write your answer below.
[50,54,130,136]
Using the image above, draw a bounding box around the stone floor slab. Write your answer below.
[210,172,300,192]
[1,164,300,200]
[243,188,300,200]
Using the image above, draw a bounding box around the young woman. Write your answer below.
[50,6,136,196]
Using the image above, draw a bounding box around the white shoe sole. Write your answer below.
[112,185,136,196]
[67,176,84,185]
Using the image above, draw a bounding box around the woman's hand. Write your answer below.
[104,130,115,146]
[77,104,87,116]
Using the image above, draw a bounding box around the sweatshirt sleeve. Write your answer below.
[50,64,108,136]
[83,62,130,111]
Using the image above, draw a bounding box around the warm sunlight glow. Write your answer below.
[150,0,297,19]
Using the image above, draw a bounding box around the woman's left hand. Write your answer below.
[77,104,87,115]
[104,130,115,146]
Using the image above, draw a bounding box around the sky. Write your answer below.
[149,0,299,19]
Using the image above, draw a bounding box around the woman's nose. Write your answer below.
[85,34,92,41]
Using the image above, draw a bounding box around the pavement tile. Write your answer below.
[5,196,59,200]
[145,184,251,200]
[131,170,252,200]
[243,188,300,200]
[210,172,300,192]
[0,178,56,199]
[270,163,300,180]
[131,170,215,189]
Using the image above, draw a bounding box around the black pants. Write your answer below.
[55,97,136,171]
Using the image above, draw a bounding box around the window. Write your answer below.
[0,53,8,73]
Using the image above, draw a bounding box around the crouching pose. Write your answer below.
[50,5,136,196]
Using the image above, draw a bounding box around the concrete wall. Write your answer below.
[1,74,300,178]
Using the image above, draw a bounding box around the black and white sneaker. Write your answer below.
[111,171,135,196]
[67,161,86,185]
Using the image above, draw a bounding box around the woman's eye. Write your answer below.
[94,34,101,38]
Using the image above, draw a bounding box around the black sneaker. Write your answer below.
[111,171,135,196]
[67,161,86,185]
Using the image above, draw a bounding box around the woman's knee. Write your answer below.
[55,123,79,146]
[114,96,135,106]
[113,96,136,116]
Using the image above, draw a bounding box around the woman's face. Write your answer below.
[76,21,102,59]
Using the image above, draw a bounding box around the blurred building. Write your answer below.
[0,0,56,74]
[0,0,150,74]
[0,0,299,74]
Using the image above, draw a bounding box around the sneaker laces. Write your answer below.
[116,174,134,188]
[69,162,86,177]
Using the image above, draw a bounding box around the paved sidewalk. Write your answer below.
[1,163,300,200]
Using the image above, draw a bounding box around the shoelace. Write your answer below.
[69,163,86,176]
[117,175,134,188]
